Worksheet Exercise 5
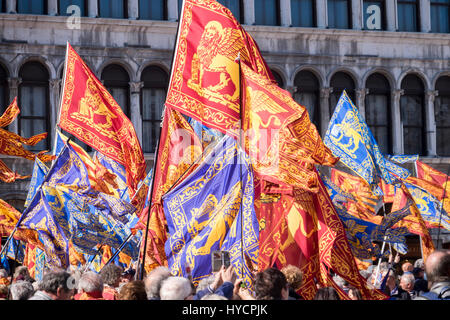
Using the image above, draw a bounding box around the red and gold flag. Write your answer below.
[0,97,19,128]
[0,159,30,183]
[0,199,39,245]
[165,0,274,134]
[58,43,146,195]
[136,107,202,273]
[241,63,338,192]
[379,179,397,203]
[391,184,435,261]
[416,160,450,215]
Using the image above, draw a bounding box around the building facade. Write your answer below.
[0,0,449,248]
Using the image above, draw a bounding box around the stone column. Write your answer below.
[316,0,327,28]
[425,90,438,156]
[243,0,255,25]
[391,89,404,155]
[6,0,16,13]
[385,0,397,31]
[320,87,333,137]
[280,0,292,27]
[88,0,98,18]
[356,88,369,120]
[48,0,58,15]
[351,0,362,30]
[420,0,431,33]
[167,0,178,21]
[130,81,144,144]
[128,0,139,20]
[49,79,62,148]
[7,78,21,134]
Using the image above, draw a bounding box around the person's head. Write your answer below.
[39,271,73,300]
[10,280,35,300]
[0,284,8,300]
[118,280,147,300]
[120,268,136,283]
[144,266,172,299]
[13,266,33,283]
[401,261,414,274]
[254,268,289,300]
[281,265,303,291]
[313,287,341,300]
[384,269,398,291]
[347,287,363,300]
[100,264,123,288]
[0,269,8,279]
[159,276,193,300]
[399,273,415,292]
[78,271,103,294]
[424,249,450,286]
[412,267,424,280]
[414,258,424,270]
[196,274,216,293]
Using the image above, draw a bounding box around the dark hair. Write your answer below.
[39,271,71,295]
[313,287,341,300]
[347,286,363,300]
[254,268,287,300]
[426,249,450,283]
[119,281,147,300]
[100,264,123,286]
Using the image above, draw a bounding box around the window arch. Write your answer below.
[365,73,391,154]
[294,70,320,132]
[0,64,8,115]
[59,0,87,16]
[101,64,130,117]
[327,0,351,29]
[98,0,127,18]
[141,66,169,153]
[18,61,50,151]
[400,74,425,155]
[270,70,284,89]
[435,75,450,156]
[329,71,355,115]
[17,0,46,14]
[139,0,167,20]
[255,0,280,26]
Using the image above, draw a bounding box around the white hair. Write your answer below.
[10,280,35,300]
[159,276,192,300]
[400,273,415,285]
[78,271,103,293]
[144,266,172,299]
[196,274,215,293]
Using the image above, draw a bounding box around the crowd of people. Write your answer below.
[0,249,448,300]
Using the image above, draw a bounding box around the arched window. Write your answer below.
[400,74,425,155]
[435,76,450,156]
[430,0,450,33]
[270,70,284,89]
[327,0,351,29]
[101,64,130,118]
[329,71,355,115]
[255,0,280,26]
[98,0,127,18]
[291,0,315,27]
[17,0,46,14]
[294,70,320,132]
[0,64,8,114]
[18,62,49,151]
[141,66,168,153]
[218,0,243,22]
[139,0,166,20]
[397,0,419,32]
[365,73,391,154]
[59,0,87,16]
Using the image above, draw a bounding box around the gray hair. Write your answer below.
[10,280,35,300]
[159,276,192,300]
[100,264,123,286]
[13,266,31,280]
[144,266,172,299]
[196,274,216,293]
[78,271,103,293]
[400,273,415,285]
[414,258,424,269]
[0,269,8,278]
[39,271,71,295]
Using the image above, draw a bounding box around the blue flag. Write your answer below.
[324,91,410,196]
[94,151,130,202]
[404,182,450,231]
[25,158,49,208]
[386,154,419,164]
[163,136,259,287]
